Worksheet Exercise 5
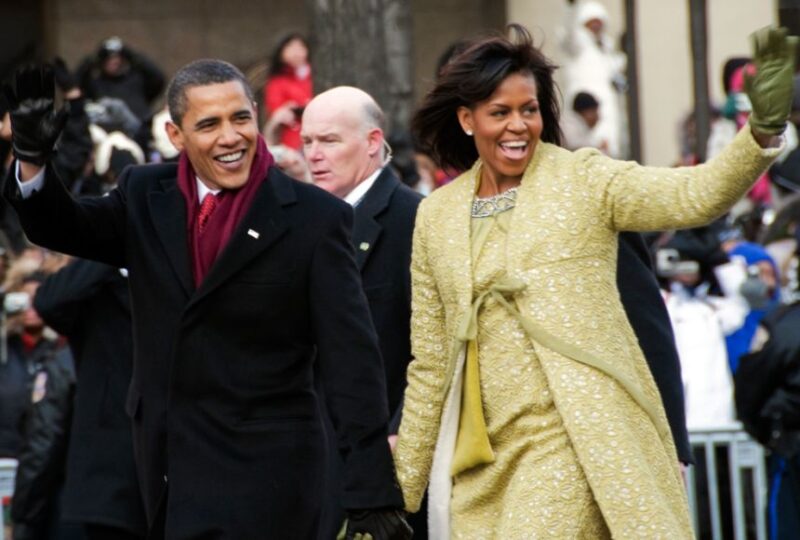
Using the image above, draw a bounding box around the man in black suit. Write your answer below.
[3,61,410,539]
[302,87,423,537]
[302,87,421,439]
[34,258,147,540]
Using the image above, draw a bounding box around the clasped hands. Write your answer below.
[337,508,412,540]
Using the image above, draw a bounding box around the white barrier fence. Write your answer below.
[0,459,17,540]
[686,424,768,540]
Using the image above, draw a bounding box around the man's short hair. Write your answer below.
[167,59,254,126]
[361,98,386,133]
[572,92,599,113]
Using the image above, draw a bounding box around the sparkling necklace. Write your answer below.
[471,187,519,218]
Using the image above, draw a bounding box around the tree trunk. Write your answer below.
[306,0,413,135]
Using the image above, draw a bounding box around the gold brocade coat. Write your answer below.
[395,126,781,538]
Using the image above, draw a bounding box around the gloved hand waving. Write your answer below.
[745,26,799,136]
[2,64,68,166]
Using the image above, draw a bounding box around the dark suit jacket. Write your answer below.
[5,162,402,538]
[34,258,147,534]
[617,232,692,464]
[352,169,422,427]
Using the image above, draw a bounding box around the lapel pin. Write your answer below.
[248,229,260,239]
[359,242,370,251]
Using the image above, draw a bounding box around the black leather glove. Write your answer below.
[2,64,68,165]
[343,509,413,540]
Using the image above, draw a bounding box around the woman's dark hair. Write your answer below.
[267,33,309,78]
[413,24,562,172]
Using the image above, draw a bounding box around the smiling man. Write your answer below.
[3,60,409,539]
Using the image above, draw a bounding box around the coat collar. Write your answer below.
[437,163,479,309]
[147,167,296,303]
[438,143,554,307]
[506,141,552,279]
[351,167,400,270]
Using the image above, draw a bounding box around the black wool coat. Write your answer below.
[352,168,421,425]
[617,231,692,464]
[34,258,147,534]
[318,168,422,538]
[5,162,402,539]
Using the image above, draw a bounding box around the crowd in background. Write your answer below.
[0,2,799,538]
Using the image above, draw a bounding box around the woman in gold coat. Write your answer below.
[394,25,796,539]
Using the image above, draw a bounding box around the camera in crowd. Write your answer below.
[2,291,31,315]
[656,248,700,278]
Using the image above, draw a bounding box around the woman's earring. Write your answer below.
[465,129,473,136]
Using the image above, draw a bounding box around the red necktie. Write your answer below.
[197,193,219,234]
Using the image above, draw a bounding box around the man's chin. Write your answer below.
[209,165,253,190]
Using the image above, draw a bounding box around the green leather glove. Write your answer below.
[744,26,799,136]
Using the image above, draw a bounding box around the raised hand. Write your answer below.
[744,26,799,136]
[2,64,68,165]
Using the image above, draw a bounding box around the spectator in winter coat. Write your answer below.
[263,33,312,151]
[77,37,165,122]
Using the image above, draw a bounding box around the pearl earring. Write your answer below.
[465,129,473,136]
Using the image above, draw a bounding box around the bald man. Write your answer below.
[302,88,424,537]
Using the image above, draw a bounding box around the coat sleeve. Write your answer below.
[34,258,118,335]
[3,159,128,268]
[309,202,404,511]
[395,200,451,512]
[583,125,782,233]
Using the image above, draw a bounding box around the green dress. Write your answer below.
[450,191,610,539]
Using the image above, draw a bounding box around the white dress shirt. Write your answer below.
[343,167,383,207]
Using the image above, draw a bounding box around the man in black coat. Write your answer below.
[3,62,409,539]
[34,258,147,539]
[302,87,421,438]
[302,87,423,537]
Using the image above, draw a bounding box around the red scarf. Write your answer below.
[177,135,274,287]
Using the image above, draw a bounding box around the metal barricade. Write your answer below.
[0,459,17,540]
[686,424,768,540]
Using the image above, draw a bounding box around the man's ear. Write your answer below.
[366,128,383,158]
[457,106,473,135]
[165,121,184,152]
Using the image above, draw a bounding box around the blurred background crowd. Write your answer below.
[1,0,800,539]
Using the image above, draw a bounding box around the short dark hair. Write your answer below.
[573,92,599,113]
[412,24,562,172]
[167,59,254,126]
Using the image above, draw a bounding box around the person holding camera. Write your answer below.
[76,37,165,122]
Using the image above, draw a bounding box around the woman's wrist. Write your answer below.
[750,126,782,149]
